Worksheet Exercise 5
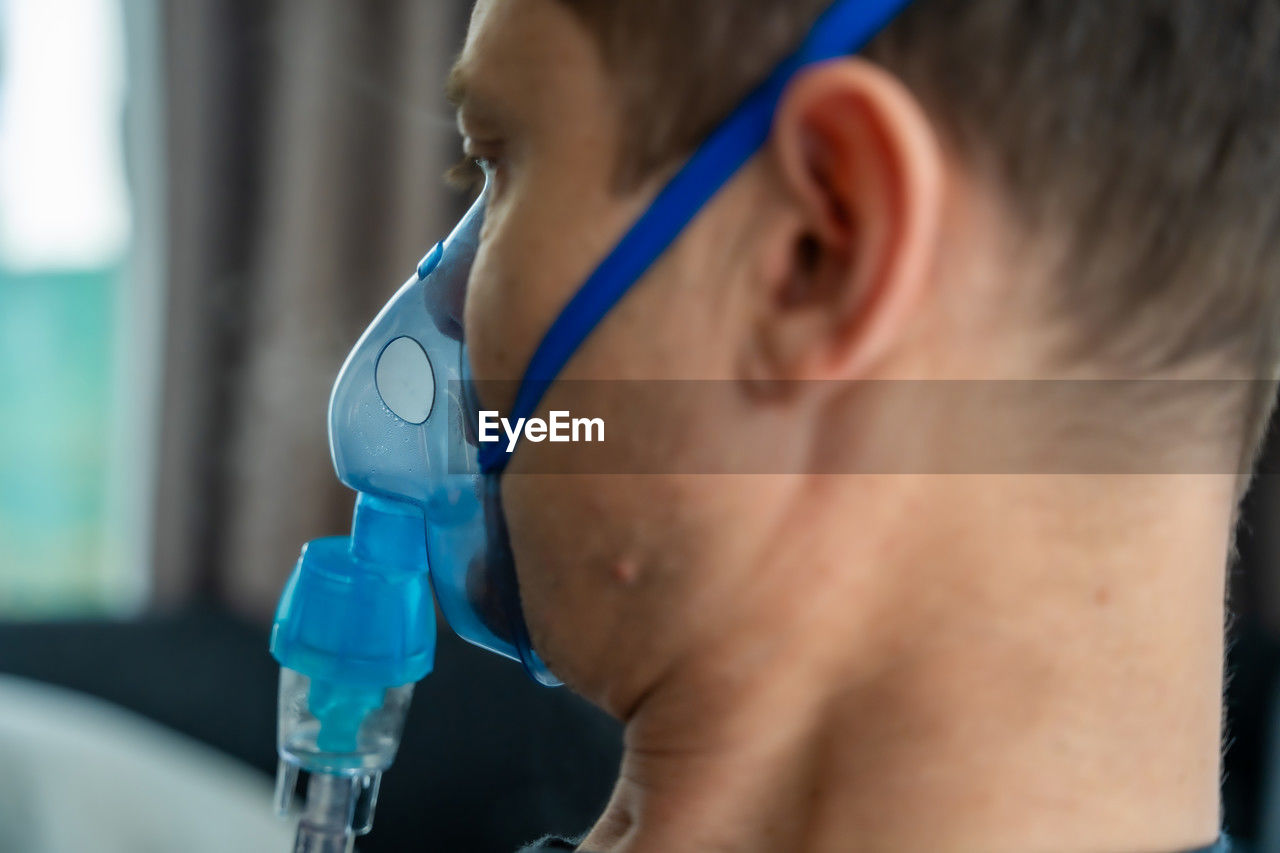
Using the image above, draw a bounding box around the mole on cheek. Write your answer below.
[613,556,642,587]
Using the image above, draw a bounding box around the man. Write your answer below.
[446,0,1279,850]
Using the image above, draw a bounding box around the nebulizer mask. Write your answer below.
[267,0,912,848]
[267,192,553,851]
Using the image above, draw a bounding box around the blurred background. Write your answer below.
[0,1,1276,851]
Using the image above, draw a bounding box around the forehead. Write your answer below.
[453,0,608,122]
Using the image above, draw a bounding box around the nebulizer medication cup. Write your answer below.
[269,0,912,847]
[271,495,434,850]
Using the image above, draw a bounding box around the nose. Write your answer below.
[420,193,485,345]
[419,242,464,343]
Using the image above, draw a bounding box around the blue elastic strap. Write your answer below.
[480,0,914,473]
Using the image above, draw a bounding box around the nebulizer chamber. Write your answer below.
[271,493,434,851]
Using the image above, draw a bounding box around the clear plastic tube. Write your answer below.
[274,668,414,848]
[293,774,360,853]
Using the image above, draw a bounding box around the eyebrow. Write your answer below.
[445,62,469,110]
[446,60,507,137]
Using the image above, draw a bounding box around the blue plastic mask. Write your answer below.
[269,0,913,844]
[330,191,556,682]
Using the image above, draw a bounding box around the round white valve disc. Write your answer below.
[375,336,435,424]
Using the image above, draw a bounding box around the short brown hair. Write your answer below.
[553,0,1280,478]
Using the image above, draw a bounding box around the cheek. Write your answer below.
[465,245,525,386]
[499,474,616,684]
[464,160,661,388]
[503,470,756,710]
[464,195,600,389]
[499,472,688,697]
[465,190,560,389]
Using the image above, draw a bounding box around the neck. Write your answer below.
[580,476,1230,853]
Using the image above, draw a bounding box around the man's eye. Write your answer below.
[445,155,485,193]
[444,153,502,195]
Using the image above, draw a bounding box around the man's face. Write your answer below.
[452,0,782,708]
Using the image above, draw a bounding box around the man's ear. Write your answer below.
[746,58,943,383]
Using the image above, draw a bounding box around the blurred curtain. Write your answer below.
[153,0,469,617]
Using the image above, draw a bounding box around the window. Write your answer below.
[0,0,158,615]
